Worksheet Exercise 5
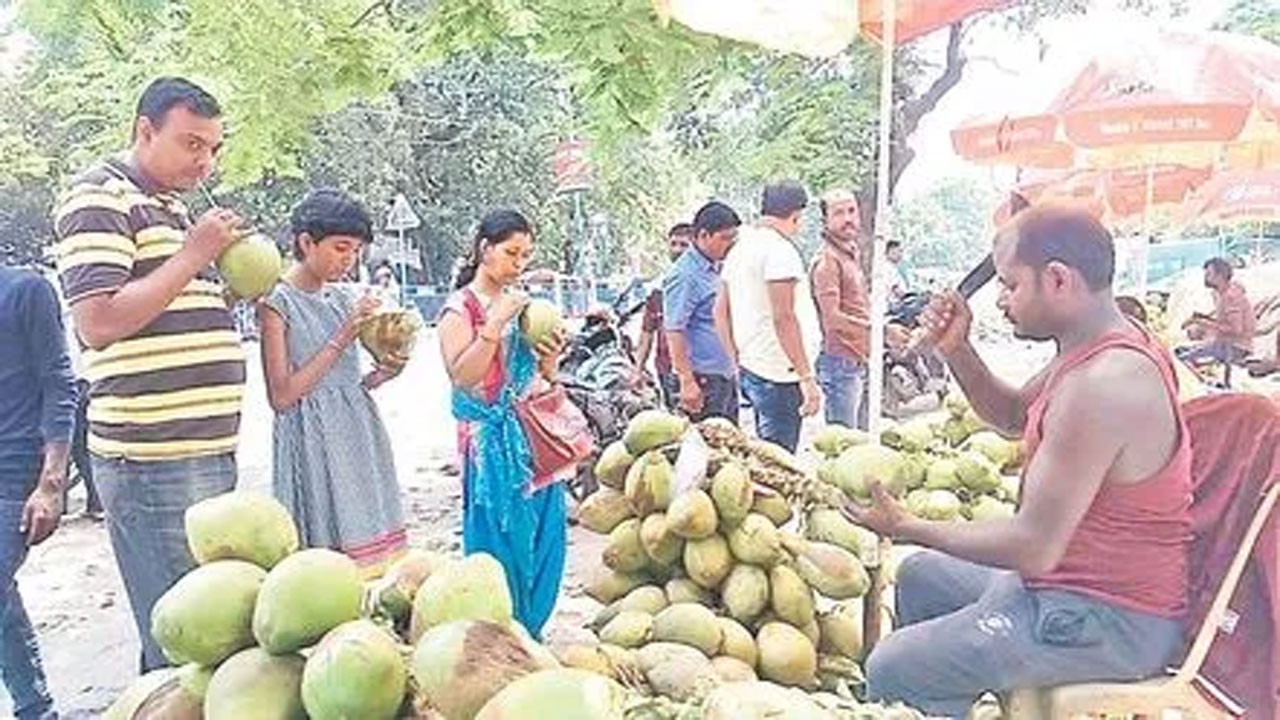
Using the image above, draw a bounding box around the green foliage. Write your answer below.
[2,0,1208,278]
[1217,0,1280,44]
[893,178,1002,273]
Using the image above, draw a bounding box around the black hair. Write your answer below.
[135,77,221,136]
[1009,205,1114,292]
[454,209,533,290]
[886,239,902,252]
[1204,257,1233,280]
[290,188,374,261]
[668,223,695,238]
[761,182,808,219]
[1115,295,1148,324]
[692,202,741,237]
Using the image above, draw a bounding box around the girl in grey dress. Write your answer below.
[257,188,407,576]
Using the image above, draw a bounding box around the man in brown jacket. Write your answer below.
[810,189,871,429]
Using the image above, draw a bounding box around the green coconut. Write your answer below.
[755,623,818,689]
[151,559,265,666]
[301,620,405,720]
[622,410,689,456]
[217,234,283,300]
[812,424,869,458]
[727,513,784,567]
[721,563,770,624]
[253,549,363,654]
[579,487,634,535]
[593,441,634,490]
[204,647,306,720]
[519,299,562,347]
[185,490,299,570]
[666,489,719,539]
[475,669,630,720]
[624,451,675,515]
[412,619,545,720]
[829,444,909,501]
[651,603,722,656]
[105,669,202,720]
[603,518,649,574]
[710,461,754,528]
[410,552,513,643]
[768,564,814,628]
[682,534,733,589]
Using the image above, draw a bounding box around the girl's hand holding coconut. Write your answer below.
[336,292,381,346]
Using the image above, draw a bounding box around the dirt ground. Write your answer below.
[5,316,1049,718]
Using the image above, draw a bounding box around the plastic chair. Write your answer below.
[1007,481,1279,719]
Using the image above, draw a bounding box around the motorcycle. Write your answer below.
[557,290,660,503]
[883,291,950,418]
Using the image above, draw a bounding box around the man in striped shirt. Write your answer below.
[53,77,247,671]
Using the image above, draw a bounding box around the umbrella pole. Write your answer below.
[864,0,897,658]
[1139,164,1154,297]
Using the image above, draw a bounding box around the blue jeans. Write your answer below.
[866,551,1184,718]
[93,453,237,671]
[0,484,55,720]
[1175,341,1248,366]
[739,369,802,453]
[817,351,867,430]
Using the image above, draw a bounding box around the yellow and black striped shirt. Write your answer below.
[53,157,245,462]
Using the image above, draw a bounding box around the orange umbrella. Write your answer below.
[992,164,1212,225]
[952,30,1280,169]
[1180,169,1280,225]
[951,114,1075,169]
[858,0,1012,44]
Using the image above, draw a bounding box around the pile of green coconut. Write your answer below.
[568,410,934,718]
[105,491,592,719]
[813,395,1024,524]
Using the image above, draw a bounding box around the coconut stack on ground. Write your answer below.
[568,409,884,708]
[105,488,917,719]
[106,491,600,720]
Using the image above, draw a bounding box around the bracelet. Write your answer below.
[326,338,345,352]
[478,331,500,344]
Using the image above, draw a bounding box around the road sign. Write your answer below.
[386,193,421,231]
[554,139,592,193]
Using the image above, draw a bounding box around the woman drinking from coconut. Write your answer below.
[437,209,570,638]
[259,188,409,577]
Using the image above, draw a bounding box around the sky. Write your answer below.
[897,0,1237,200]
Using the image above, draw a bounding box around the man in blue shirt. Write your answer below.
[663,202,741,423]
[0,265,76,720]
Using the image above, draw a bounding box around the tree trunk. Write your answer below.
[856,23,968,238]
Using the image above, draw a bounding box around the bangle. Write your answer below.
[478,331,500,344]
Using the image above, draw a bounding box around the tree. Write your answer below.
[893,177,1002,273]
[1217,0,1280,44]
[0,0,1199,276]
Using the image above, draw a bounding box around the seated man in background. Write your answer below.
[1177,257,1254,371]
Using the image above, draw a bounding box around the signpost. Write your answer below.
[385,192,421,306]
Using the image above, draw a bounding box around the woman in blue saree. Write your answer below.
[436,210,567,638]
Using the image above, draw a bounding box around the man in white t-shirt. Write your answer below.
[715,182,822,452]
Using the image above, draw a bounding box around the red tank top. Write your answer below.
[1022,323,1192,619]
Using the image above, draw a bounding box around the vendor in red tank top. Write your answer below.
[846,205,1191,718]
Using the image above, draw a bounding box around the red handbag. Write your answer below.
[515,383,595,490]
